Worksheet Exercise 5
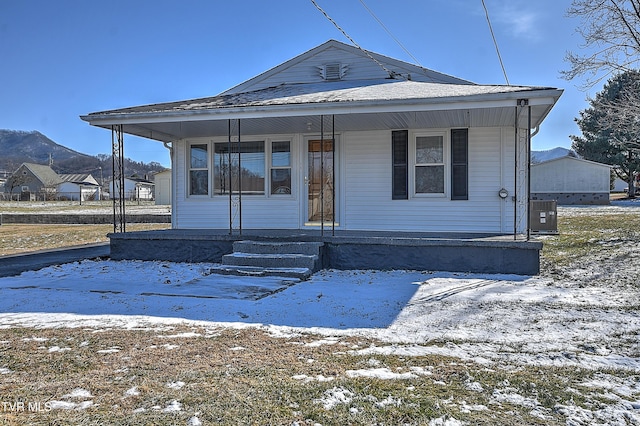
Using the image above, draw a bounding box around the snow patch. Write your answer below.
[346,367,416,380]
[314,387,354,410]
[63,388,93,399]
[167,381,185,390]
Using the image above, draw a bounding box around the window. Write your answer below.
[214,141,265,195]
[415,134,445,194]
[391,130,408,199]
[392,130,469,199]
[451,129,468,200]
[189,144,208,195]
[270,141,291,195]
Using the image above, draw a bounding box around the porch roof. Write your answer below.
[81,79,562,142]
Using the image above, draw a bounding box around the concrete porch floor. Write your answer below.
[108,229,542,275]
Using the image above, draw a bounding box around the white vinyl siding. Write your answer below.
[174,139,299,229]
[173,128,519,233]
[224,45,468,95]
[531,157,611,193]
[343,128,515,233]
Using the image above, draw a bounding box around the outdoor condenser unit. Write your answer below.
[529,200,558,234]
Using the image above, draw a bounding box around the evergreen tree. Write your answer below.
[571,70,640,195]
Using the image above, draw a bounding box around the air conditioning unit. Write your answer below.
[529,200,558,234]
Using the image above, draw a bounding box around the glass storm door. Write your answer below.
[306,139,335,224]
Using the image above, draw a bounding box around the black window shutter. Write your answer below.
[451,129,468,200]
[392,130,408,200]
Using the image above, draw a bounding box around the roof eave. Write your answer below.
[81,88,563,127]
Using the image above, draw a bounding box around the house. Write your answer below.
[80,40,562,274]
[531,156,612,205]
[5,163,62,200]
[153,169,172,205]
[57,174,101,201]
[109,176,154,200]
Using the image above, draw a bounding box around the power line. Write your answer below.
[309,0,403,79]
[481,0,510,85]
[358,0,423,67]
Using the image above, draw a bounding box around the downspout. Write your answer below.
[228,120,232,235]
[513,106,518,240]
[527,105,532,241]
[332,114,336,237]
[163,141,175,229]
[320,114,325,237]
[238,119,242,236]
[530,126,540,138]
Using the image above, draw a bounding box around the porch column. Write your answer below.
[513,99,530,239]
[318,114,336,237]
[111,124,126,233]
[227,119,242,235]
[320,114,325,236]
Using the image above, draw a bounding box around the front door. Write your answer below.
[306,139,336,225]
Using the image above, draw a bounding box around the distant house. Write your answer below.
[531,156,612,205]
[57,174,100,201]
[5,163,62,200]
[153,169,171,205]
[110,176,154,200]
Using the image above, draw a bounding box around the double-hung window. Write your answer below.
[415,134,445,195]
[391,129,468,199]
[189,144,209,196]
[270,141,292,195]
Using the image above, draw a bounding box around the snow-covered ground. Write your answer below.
[0,201,639,424]
[0,200,170,215]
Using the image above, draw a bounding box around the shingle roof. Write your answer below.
[87,79,554,118]
[22,163,62,186]
[59,174,98,185]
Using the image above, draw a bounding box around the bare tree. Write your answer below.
[5,173,32,201]
[563,0,640,87]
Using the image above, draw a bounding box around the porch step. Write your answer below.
[212,240,324,280]
[221,252,319,270]
[208,265,312,280]
[233,241,324,256]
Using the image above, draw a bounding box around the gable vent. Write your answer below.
[320,63,346,81]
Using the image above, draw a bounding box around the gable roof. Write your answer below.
[222,40,473,95]
[21,163,62,186]
[59,173,99,185]
[532,155,612,169]
[81,40,563,142]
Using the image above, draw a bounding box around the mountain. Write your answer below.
[0,129,93,172]
[0,129,165,178]
[531,147,578,164]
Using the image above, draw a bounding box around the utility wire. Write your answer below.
[481,0,510,85]
[358,0,423,67]
[309,0,403,79]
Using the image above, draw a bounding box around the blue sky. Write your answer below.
[1,0,590,168]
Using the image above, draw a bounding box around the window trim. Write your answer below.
[213,139,267,196]
[188,142,210,197]
[268,139,293,197]
[196,136,295,199]
[411,130,449,198]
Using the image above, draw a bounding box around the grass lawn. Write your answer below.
[0,207,637,424]
[0,224,169,256]
[0,326,603,425]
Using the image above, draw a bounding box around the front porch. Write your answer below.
[108,229,541,275]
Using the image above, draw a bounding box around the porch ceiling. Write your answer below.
[88,104,553,143]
